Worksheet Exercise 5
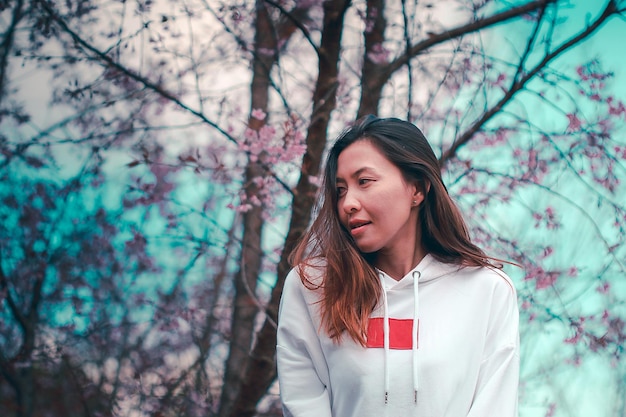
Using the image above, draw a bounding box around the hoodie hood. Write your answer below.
[376,253,461,288]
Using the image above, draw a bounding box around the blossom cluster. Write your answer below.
[238,109,306,165]
[228,110,307,217]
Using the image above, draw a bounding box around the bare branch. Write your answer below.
[439,0,619,165]
[389,0,558,75]
[264,0,319,56]
[36,0,236,144]
[401,0,413,120]
[0,0,25,104]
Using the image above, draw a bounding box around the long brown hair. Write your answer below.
[290,115,497,346]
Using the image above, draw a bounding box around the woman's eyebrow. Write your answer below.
[351,167,375,177]
[336,167,376,183]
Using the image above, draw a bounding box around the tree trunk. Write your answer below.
[228,1,352,415]
[218,2,278,416]
[357,0,387,118]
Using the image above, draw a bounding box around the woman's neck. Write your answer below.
[373,245,427,281]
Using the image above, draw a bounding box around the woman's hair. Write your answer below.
[290,115,496,346]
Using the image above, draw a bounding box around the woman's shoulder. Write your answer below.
[458,262,518,295]
[285,257,327,290]
[282,259,327,312]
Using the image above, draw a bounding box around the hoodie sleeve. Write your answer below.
[467,272,520,417]
[277,268,332,417]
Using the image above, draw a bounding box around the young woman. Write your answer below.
[276,115,520,417]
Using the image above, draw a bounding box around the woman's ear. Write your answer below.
[412,180,430,206]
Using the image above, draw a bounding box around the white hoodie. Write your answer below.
[276,254,520,417]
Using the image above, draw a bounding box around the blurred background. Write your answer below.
[0,0,625,416]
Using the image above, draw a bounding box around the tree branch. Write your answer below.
[439,0,619,165]
[264,0,319,56]
[388,0,558,75]
[36,0,236,144]
[0,0,25,104]
[358,0,559,117]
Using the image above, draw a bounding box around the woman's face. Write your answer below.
[335,140,423,255]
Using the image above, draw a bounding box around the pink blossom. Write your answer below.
[308,175,321,187]
[280,144,307,162]
[257,47,274,56]
[532,212,542,228]
[244,127,258,141]
[535,270,558,290]
[596,282,610,294]
[566,113,582,131]
[524,266,556,290]
[493,127,509,144]
[249,195,262,206]
[493,73,506,89]
[367,43,390,64]
[564,323,583,344]
[540,246,553,259]
[250,140,265,155]
[608,100,626,116]
[252,176,264,187]
[251,108,266,120]
[259,125,276,142]
[237,203,253,213]
[227,202,252,213]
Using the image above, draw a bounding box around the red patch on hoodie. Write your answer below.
[366,317,418,349]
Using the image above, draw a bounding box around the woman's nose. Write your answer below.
[341,190,360,213]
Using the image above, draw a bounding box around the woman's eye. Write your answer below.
[336,186,347,196]
[358,178,372,186]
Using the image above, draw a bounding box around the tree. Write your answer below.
[1,0,625,416]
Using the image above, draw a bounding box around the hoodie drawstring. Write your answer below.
[379,270,421,405]
[381,280,390,404]
[412,270,420,403]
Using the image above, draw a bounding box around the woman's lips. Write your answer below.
[349,221,371,236]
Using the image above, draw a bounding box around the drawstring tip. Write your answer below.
[414,390,418,403]
[385,391,388,405]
